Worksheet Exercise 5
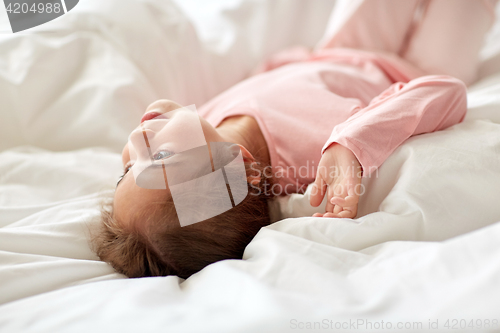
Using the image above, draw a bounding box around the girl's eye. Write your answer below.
[153,150,174,160]
[123,161,134,173]
[116,162,134,187]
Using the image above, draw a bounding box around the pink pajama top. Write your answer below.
[198,48,467,193]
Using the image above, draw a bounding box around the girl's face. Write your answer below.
[113,100,225,225]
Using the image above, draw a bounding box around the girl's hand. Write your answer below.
[309,143,362,219]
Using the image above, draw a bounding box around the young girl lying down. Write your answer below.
[92,0,497,278]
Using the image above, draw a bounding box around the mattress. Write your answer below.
[0,0,500,332]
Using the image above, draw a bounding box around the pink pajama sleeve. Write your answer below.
[323,75,467,176]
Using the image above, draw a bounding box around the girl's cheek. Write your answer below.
[122,143,131,166]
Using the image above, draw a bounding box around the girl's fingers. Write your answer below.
[314,209,357,219]
[338,210,355,218]
[330,195,358,207]
[330,197,347,206]
[341,205,358,218]
[344,195,358,206]
[312,172,362,219]
[342,195,358,207]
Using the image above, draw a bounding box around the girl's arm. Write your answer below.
[324,75,467,177]
[310,75,467,218]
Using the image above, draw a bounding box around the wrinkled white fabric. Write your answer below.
[1,0,500,332]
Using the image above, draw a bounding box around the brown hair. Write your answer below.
[91,161,275,279]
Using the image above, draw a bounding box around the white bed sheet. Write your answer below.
[0,0,500,332]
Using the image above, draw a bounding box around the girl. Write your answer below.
[93,0,497,278]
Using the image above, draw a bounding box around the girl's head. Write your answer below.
[92,100,274,278]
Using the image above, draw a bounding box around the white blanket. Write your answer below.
[1,0,500,332]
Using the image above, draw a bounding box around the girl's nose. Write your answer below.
[129,128,153,160]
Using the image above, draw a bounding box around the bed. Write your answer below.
[1,0,500,331]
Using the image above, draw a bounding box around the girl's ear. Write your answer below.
[236,144,255,162]
[235,145,261,185]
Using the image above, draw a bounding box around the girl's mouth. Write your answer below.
[141,111,163,123]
